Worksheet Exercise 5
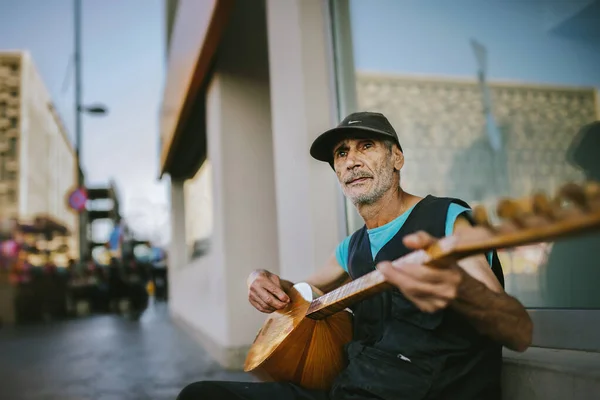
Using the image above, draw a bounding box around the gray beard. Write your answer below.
[350,185,388,206]
[347,164,396,206]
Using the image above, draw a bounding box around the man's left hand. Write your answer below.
[378,227,533,352]
[377,231,463,313]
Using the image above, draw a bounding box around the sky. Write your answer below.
[349,0,600,87]
[0,0,169,243]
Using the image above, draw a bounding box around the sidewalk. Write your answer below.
[0,302,254,400]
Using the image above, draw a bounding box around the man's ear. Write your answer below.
[393,146,404,171]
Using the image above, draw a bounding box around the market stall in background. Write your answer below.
[0,214,168,326]
[0,215,73,325]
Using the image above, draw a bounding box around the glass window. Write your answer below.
[6,189,15,203]
[331,0,600,311]
[8,138,17,157]
[184,160,213,259]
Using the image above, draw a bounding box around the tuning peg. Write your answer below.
[584,181,600,202]
[558,182,588,210]
[496,198,529,227]
[472,205,493,229]
[532,192,557,220]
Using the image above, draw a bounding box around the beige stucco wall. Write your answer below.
[167,0,342,369]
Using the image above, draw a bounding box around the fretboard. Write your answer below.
[305,269,390,320]
[305,243,456,320]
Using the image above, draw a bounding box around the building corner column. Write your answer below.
[266,0,343,282]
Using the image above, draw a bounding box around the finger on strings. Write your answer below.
[403,231,436,249]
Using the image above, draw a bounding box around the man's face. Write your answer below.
[333,138,403,206]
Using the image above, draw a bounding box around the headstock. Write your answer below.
[472,181,600,229]
[440,181,600,262]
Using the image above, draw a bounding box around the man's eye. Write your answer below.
[363,143,372,149]
[338,151,347,157]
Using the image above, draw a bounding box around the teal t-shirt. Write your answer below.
[336,203,492,272]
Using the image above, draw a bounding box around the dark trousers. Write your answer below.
[176,381,329,400]
[176,345,501,400]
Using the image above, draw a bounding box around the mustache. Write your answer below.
[344,171,373,184]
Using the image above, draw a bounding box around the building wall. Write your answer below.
[0,51,78,256]
[169,0,279,367]
[0,53,21,217]
[167,0,342,368]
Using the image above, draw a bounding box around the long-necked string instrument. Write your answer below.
[244,182,600,390]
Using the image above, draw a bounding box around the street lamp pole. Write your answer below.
[73,0,108,263]
[74,0,83,172]
[73,0,86,262]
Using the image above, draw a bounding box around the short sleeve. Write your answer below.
[445,203,493,267]
[335,235,352,272]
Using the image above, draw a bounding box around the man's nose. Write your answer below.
[345,151,362,169]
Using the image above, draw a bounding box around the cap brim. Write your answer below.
[310,126,400,163]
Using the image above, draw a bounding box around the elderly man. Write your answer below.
[177,112,533,400]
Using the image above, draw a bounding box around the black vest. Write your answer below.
[330,195,503,400]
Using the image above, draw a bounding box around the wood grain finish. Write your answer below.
[245,181,600,390]
[244,284,352,390]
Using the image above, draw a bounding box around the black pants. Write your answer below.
[176,344,501,400]
[176,346,434,400]
[176,381,329,400]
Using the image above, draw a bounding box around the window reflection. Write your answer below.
[183,161,213,259]
[337,0,600,308]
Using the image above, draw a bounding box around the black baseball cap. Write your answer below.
[310,111,403,165]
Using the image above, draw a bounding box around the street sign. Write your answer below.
[67,187,88,213]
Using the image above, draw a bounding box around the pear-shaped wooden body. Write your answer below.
[244,283,353,391]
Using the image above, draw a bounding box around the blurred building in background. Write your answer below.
[87,180,122,257]
[0,51,79,259]
[159,0,600,397]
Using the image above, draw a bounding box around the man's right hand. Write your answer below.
[247,269,291,313]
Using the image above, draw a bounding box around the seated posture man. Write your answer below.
[177,112,533,400]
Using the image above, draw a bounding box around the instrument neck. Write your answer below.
[305,270,391,320]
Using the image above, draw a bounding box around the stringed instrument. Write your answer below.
[244,182,600,390]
